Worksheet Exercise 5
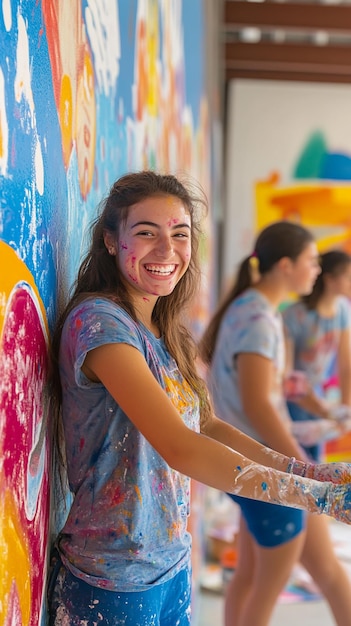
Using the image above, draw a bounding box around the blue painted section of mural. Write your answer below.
[182,0,204,121]
[0,1,63,326]
[0,1,209,623]
[1,0,205,327]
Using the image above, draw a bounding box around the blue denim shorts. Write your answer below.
[47,548,192,625]
[228,494,306,547]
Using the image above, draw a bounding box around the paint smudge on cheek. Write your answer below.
[125,253,139,284]
[127,273,138,284]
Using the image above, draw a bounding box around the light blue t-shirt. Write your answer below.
[208,289,291,444]
[282,297,351,392]
[57,297,200,592]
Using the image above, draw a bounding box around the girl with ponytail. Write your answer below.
[283,250,351,460]
[200,221,351,626]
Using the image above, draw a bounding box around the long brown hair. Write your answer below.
[50,170,212,472]
[302,249,351,310]
[199,221,314,365]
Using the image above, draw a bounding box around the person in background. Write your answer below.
[48,177,351,626]
[200,222,351,626]
[283,249,351,461]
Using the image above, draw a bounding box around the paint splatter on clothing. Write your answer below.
[48,548,192,625]
[56,297,200,592]
[207,288,291,443]
[283,297,351,460]
[282,297,350,392]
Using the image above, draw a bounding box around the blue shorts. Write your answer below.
[47,549,192,625]
[228,494,306,547]
[287,400,322,461]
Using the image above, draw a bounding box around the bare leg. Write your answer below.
[301,514,351,626]
[224,516,254,626]
[225,515,305,626]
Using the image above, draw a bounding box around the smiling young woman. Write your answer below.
[48,173,351,626]
[104,195,192,306]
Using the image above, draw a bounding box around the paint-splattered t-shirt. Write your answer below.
[282,297,351,393]
[57,297,200,592]
[207,288,291,443]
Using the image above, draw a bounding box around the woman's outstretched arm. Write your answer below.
[201,413,291,473]
[83,342,351,523]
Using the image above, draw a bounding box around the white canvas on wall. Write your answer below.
[223,79,351,289]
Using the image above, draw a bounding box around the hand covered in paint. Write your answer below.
[288,457,351,485]
[291,419,345,447]
[307,462,351,485]
[328,404,351,423]
[285,471,351,523]
[230,458,351,524]
[320,482,351,524]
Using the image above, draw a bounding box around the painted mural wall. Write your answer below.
[0,1,213,624]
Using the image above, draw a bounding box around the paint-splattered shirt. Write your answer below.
[207,288,291,443]
[57,297,200,591]
[282,297,351,393]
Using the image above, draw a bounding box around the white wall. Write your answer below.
[223,79,351,289]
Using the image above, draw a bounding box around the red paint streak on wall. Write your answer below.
[0,284,50,625]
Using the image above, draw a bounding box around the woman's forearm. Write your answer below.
[339,369,351,405]
[201,415,291,473]
[174,427,351,523]
[293,389,330,419]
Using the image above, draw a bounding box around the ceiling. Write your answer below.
[223,0,351,83]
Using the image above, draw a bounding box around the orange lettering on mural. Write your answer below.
[76,49,96,199]
[42,0,96,198]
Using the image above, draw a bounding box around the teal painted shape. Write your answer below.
[293,131,327,179]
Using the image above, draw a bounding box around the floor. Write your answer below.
[193,517,351,626]
[196,590,334,626]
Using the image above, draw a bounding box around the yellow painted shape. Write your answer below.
[0,486,31,625]
[163,376,194,414]
[76,47,96,199]
[255,175,351,231]
[0,241,47,337]
[59,73,73,168]
[317,230,351,253]
[146,0,159,116]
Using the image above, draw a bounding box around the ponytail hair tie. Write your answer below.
[249,252,260,283]
[249,251,259,268]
